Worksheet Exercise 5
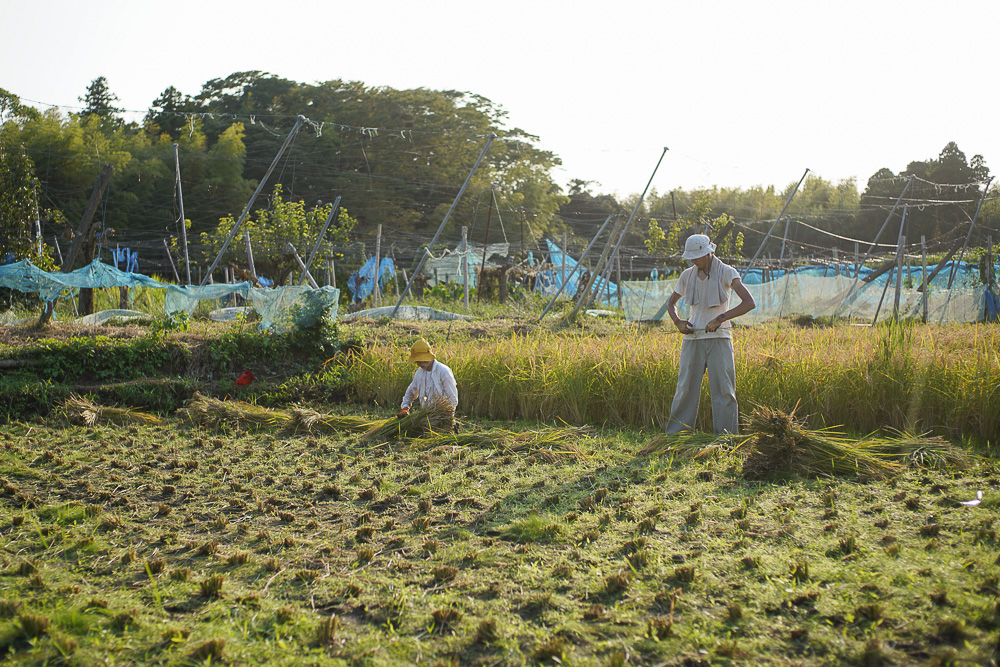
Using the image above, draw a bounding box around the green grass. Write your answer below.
[0,412,997,665]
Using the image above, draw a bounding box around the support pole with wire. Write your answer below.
[948,176,993,288]
[299,195,342,286]
[538,214,615,321]
[742,168,810,279]
[201,116,306,286]
[173,143,192,284]
[391,133,496,317]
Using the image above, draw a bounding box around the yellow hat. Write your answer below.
[407,338,435,363]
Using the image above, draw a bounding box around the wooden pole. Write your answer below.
[921,236,928,323]
[163,238,180,283]
[173,143,192,284]
[391,133,496,317]
[373,224,383,307]
[562,232,568,293]
[893,235,905,321]
[299,195,342,286]
[477,184,495,304]
[202,116,306,286]
[461,226,469,309]
[36,164,113,326]
[244,230,258,283]
[286,243,319,288]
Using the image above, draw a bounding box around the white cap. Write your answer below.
[682,234,716,260]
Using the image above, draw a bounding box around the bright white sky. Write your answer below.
[4,0,998,199]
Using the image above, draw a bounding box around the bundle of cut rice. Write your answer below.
[407,430,504,451]
[505,426,589,462]
[360,401,455,442]
[285,407,380,435]
[638,432,739,458]
[864,428,974,470]
[177,392,290,431]
[61,394,162,427]
[741,406,900,480]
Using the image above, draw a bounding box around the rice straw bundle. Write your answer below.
[864,429,974,470]
[177,392,290,431]
[408,431,504,451]
[638,432,737,458]
[505,426,589,462]
[741,406,900,480]
[361,401,455,442]
[61,394,162,427]
[285,407,380,435]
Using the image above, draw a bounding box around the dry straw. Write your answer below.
[177,392,290,431]
[285,407,380,435]
[740,406,901,480]
[61,394,162,427]
[361,401,455,442]
[408,425,590,462]
[638,432,743,459]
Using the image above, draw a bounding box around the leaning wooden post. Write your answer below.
[476,184,495,304]
[202,116,306,286]
[391,134,496,317]
[163,238,180,283]
[36,164,113,326]
[173,143,192,284]
[244,230,258,283]
[743,168,810,279]
[299,195,342,286]
[287,243,319,288]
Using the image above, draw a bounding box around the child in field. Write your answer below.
[397,338,458,418]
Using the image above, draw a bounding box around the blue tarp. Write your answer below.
[347,256,396,302]
[536,239,618,304]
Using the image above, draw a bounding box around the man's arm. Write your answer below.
[666,291,694,334]
[705,278,756,332]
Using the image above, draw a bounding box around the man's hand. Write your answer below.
[705,315,725,333]
[674,319,694,334]
[396,407,410,419]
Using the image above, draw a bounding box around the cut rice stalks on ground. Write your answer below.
[506,426,590,462]
[741,406,901,480]
[407,426,590,463]
[864,428,976,470]
[638,432,746,459]
[284,407,381,435]
[360,402,455,442]
[177,392,290,431]
[60,394,163,427]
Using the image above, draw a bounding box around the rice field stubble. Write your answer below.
[0,412,997,665]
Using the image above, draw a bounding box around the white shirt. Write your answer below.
[401,360,459,410]
[674,259,740,340]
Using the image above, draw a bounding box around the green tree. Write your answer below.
[197,184,357,285]
[79,76,123,130]
[858,142,991,247]
[0,143,56,268]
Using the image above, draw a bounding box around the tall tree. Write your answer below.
[79,76,123,129]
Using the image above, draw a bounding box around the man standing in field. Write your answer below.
[664,234,756,434]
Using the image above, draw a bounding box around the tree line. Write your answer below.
[2,74,998,283]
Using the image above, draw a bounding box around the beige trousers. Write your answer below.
[665,337,739,434]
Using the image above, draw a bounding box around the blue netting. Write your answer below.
[0,259,339,332]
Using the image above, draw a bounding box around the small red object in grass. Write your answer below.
[235,370,255,386]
